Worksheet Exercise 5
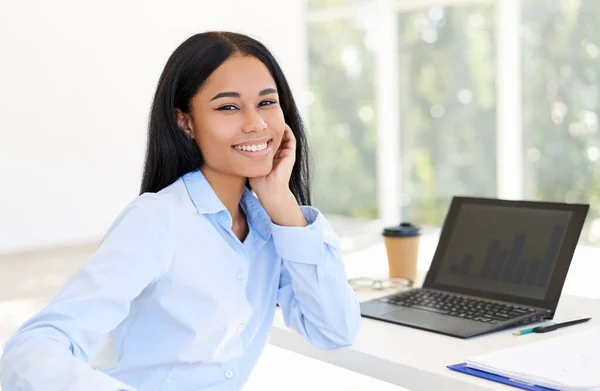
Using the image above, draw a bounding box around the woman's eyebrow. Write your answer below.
[210,88,278,101]
[259,88,278,96]
[211,91,240,101]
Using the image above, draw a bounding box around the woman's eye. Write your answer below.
[217,105,238,111]
[259,100,277,107]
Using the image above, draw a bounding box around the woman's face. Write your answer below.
[177,54,286,181]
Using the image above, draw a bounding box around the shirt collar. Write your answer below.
[182,169,226,215]
[182,169,272,240]
[241,187,272,241]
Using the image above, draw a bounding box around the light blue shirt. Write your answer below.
[0,169,361,391]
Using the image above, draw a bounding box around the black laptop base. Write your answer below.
[360,288,550,338]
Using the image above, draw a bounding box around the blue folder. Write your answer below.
[447,363,557,391]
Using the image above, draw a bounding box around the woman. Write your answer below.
[0,32,361,391]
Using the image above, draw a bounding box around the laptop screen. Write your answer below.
[431,203,573,301]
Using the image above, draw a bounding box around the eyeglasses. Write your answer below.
[348,277,413,291]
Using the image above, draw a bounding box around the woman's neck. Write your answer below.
[200,167,246,222]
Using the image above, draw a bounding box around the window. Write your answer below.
[307,16,378,218]
[397,3,497,225]
[307,0,372,9]
[522,0,600,245]
[306,0,600,247]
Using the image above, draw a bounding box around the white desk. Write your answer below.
[269,287,600,390]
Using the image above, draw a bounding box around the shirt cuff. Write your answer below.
[271,206,340,265]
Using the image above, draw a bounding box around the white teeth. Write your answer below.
[234,142,268,152]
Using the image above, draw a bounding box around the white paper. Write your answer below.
[465,325,600,391]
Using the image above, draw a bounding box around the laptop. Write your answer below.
[360,196,589,338]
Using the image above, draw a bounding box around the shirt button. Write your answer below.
[225,370,234,379]
[237,323,245,332]
[236,271,244,280]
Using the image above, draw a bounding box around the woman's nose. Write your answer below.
[242,109,267,133]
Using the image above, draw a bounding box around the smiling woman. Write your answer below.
[141,33,311,208]
[0,31,361,391]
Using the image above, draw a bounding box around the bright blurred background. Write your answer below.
[2,0,600,390]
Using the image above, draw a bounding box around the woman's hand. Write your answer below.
[249,124,296,198]
[249,124,307,227]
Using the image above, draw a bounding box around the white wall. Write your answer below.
[0,0,306,253]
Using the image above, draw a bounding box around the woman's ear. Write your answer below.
[174,108,194,140]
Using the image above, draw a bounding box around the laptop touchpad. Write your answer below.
[382,307,458,328]
[382,307,488,335]
[360,301,399,317]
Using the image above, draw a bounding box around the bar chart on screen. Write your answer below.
[432,203,575,300]
[447,225,566,287]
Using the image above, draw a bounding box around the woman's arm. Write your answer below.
[0,194,173,391]
[249,125,361,348]
[271,202,361,349]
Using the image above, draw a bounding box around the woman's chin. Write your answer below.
[239,164,273,179]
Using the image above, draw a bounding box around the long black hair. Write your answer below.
[140,31,311,206]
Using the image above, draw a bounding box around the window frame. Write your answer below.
[304,0,523,224]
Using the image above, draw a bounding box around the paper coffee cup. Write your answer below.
[382,222,420,282]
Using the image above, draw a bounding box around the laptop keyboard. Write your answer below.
[379,289,537,324]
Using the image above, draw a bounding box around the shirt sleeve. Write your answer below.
[0,194,174,391]
[273,206,361,349]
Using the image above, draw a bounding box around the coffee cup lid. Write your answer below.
[383,222,420,237]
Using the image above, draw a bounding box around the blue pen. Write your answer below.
[513,315,591,336]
